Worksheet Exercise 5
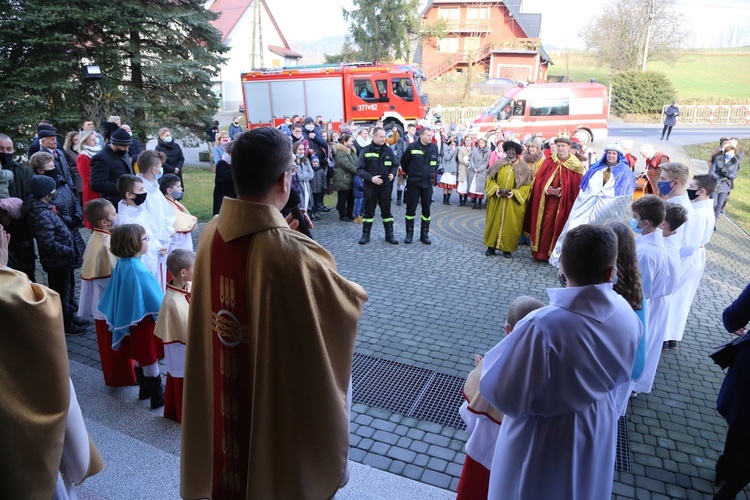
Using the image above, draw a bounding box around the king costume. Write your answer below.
[0,267,104,499]
[525,152,584,261]
[483,156,533,254]
[78,228,137,387]
[180,198,368,499]
[479,283,642,499]
[549,145,636,267]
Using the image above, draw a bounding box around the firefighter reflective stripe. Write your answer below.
[384,161,392,166]
[430,161,437,165]
[421,215,431,221]
[363,218,374,223]
[411,150,425,155]
[382,217,394,222]
[364,152,380,158]
[405,215,416,220]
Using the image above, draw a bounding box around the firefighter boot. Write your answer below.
[396,191,403,206]
[420,219,432,245]
[359,221,372,245]
[404,218,415,244]
[384,220,398,244]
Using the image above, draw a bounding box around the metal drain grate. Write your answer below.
[352,353,466,430]
[615,415,632,472]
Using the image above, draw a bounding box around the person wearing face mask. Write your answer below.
[709,144,740,223]
[155,127,185,189]
[38,128,79,206]
[549,143,636,267]
[302,117,329,165]
[90,127,135,207]
[113,174,168,290]
[480,224,642,500]
[119,124,142,167]
[22,175,86,335]
[0,133,35,280]
[75,129,103,228]
[228,116,243,140]
[629,195,670,392]
[657,163,704,350]
[160,173,197,252]
[137,151,176,247]
[213,130,230,165]
[638,144,669,196]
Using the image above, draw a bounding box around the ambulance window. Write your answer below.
[512,100,526,116]
[392,78,414,101]
[354,79,375,100]
[375,79,389,99]
[530,99,570,117]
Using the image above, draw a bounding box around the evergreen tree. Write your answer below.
[342,0,420,62]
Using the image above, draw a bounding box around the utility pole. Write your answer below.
[641,0,654,71]
[251,0,264,69]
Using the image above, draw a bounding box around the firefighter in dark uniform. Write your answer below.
[356,127,400,245]
[401,126,440,244]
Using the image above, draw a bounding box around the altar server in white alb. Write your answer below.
[661,164,715,349]
[630,195,671,393]
[480,224,642,500]
[136,150,175,249]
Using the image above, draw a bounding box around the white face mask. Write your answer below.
[305,125,314,132]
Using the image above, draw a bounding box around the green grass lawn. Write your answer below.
[181,165,215,222]
[549,49,750,104]
[684,139,750,232]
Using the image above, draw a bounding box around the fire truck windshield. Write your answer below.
[486,97,511,117]
[413,77,428,104]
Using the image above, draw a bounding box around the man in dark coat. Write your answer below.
[661,101,679,141]
[0,133,35,280]
[89,127,134,207]
[27,123,63,156]
[356,127,399,245]
[400,126,440,244]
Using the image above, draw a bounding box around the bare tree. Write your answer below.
[460,2,493,99]
[581,0,689,71]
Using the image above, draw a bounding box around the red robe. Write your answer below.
[525,154,584,261]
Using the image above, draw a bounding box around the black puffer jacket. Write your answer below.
[155,139,185,184]
[22,197,80,270]
[46,170,85,266]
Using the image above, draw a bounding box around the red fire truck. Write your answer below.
[240,62,429,133]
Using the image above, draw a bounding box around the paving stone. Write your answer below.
[370,441,390,456]
[414,453,430,467]
[362,452,392,471]
[402,464,423,481]
[372,430,400,446]
[371,419,397,432]
[635,476,666,494]
[426,445,456,462]
[388,460,406,475]
[387,446,417,463]
[421,470,452,489]
[612,482,635,497]
[349,447,366,462]
[423,433,451,447]
[409,440,429,454]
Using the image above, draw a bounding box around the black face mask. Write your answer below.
[687,188,699,201]
[132,192,147,205]
[0,152,12,167]
[45,167,60,179]
[114,149,128,157]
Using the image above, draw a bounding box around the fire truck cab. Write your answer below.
[241,63,429,133]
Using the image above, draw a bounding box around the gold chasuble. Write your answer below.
[181,199,368,500]
[0,268,103,497]
[484,158,533,252]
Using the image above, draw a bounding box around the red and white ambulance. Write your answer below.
[240,63,429,133]
[469,82,610,143]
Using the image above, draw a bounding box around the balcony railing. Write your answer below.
[441,19,492,32]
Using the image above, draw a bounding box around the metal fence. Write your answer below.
[438,107,487,126]
[662,105,750,125]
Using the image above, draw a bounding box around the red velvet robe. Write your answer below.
[525,154,584,261]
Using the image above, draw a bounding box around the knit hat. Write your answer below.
[37,128,57,139]
[310,155,320,164]
[30,175,56,199]
[110,127,133,146]
[303,117,315,126]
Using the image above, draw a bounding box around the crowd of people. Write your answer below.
[0,110,748,499]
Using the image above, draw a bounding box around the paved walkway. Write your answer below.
[61,138,750,498]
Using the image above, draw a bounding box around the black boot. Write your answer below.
[358,221,372,245]
[477,199,483,210]
[471,198,477,210]
[442,194,448,205]
[396,191,403,206]
[135,367,150,400]
[420,219,432,245]
[147,375,165,409]
[461,195,467,206]
[383,220,398,245]
[445,193,452,206]
[404,218,414,244]
[485,247,496,256]
[71,315,91,327]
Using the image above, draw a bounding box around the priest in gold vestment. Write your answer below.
[483,141,533,258]
[180,128,368,500]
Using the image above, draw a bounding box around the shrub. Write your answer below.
[611,70,676,115]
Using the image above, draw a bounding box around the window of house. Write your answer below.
[437,7,460,20]
[392,77,414,101]
[438,37,459,53]
[530,99,570,117]
[466,7,490,19]
[354,79,375,100]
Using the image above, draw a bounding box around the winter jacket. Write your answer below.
[663,105,679,127]
[228,123,243,140]
[710,155,740,194]
[89,145,134,207]
[401,140,440,188]
[2,160,32,200]
[310,165,327,194]
[353,175,364,199]
[469,146,491,193]
[213,159,236,216]
[45,169,86,265]
[441,145,458,174]
[332,143,358,191]
[457,145,473,184]
[357,143,399,187]
[22,197,79,270]
[304,126,328,161]
[155,139,185,181]
[129,138,143,165]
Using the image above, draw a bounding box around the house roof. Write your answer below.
[209,0,291,48]
[268,45,302,59]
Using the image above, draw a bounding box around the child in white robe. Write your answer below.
[159,173,197,253]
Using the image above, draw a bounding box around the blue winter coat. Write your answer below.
[663,105,679,127]
[717,283,750,436]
